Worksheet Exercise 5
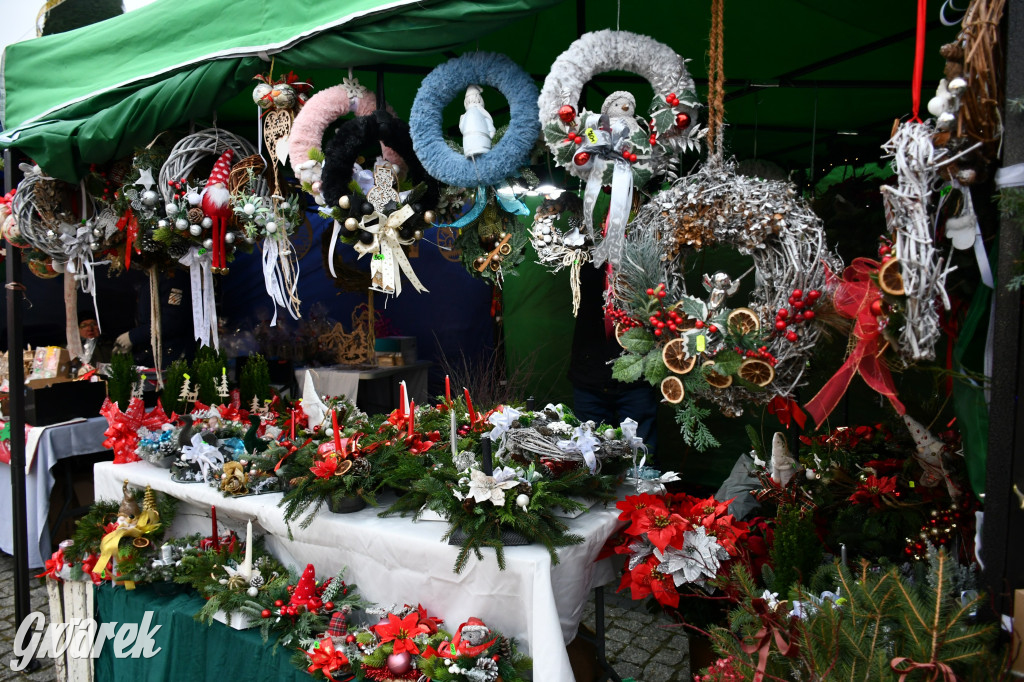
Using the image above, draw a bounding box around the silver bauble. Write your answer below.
[189,224,203,236]
[224,232,236,244]
[175,218,188,231]
[141,190,159,207]
[202,238,213,249]
[201,216,213,229]
[157,219,168,229]
[92,227,103,238]
[245,236,255,245]
[265,221,277,234]
[165,202,178,215]
[247,586,259,598]
[90,241,101,251]
[253,83,273,109]
[272,84,297,109]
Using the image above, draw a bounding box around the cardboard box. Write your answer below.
[375,352,404,367]
[28,347,72,381]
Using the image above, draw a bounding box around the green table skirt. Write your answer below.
[95,584,307,681]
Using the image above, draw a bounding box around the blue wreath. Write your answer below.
[410,52,540,189]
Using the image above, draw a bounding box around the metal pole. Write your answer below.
[982,0,1024,616]
[5,149,36,667]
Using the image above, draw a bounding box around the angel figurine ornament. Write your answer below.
[460,84,496,158]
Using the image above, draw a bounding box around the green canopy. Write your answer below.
[2,0,958,181]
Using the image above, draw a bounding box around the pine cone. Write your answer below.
[249,575,265,588]
[516,483,531,496]
[187,207,205,224]
[498,636,513,659]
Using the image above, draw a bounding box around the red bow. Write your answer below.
[739,599,800,682]
[116,209,139,269]
[890,657,957,682]
[36,548,66,580]
[305,637,349,681]
[767,396,807,429]
[804,258,905,426]
[100,398,174,463]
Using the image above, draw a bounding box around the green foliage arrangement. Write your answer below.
[105,352,139,410]
[239,353,271,408]
[161,357,189,414]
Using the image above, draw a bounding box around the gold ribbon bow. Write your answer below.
[94,509,161,590]
[353,205,428,296]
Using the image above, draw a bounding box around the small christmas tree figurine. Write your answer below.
[289,564,318,609]
[179,373,200,407]
[216,367,230,401]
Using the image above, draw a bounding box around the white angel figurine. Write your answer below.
[459,84,496,158]
[770,432,801,486]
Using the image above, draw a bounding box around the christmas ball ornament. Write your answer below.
[203,238,214,249]
[224,232,235,244]
[142,190,159,207]
[558,104,577,123]
[243,203,256,216]
[165,202,178,215]
[247,586,259,597]
[345,635,356,644]
[245,236,255,244]
[90,241,101,250]
[324,602,334,611]
[413,230,423,240]
[265,221,278,234]
[272,84,297,109]
[338,195,351,210]
[573,151,591,166]
[175,218,188,231]
[201,216,213,229]
[325,427,334,438]
[261,609,271,618]
[157,219,168,229]
[424,210,435,225]
[387,652,412,674]
[358,230,375,245]
[516,493,530,509]
[253,83,273,108]
[360,202,374,216]
[92,227,103,238]
[344,217,358,231]
[189,224,203,236]
[274,599,284,607]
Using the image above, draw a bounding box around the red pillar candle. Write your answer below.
[463,388,476,424]
[332,408,342,452]
[407,401,415,436]
[211,505,219,550]
[445,375,451,404]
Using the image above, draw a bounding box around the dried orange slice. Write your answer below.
[661,376,685,403]
[878,258,905,296]
[702,361,733,389]
[662,338,696,374]
[727,307,760,335]
[615,324,629,349]
[335,459,353,476]
[738,358,775,387]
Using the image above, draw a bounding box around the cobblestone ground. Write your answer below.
[0,552,691,682]
[580,585,692,682]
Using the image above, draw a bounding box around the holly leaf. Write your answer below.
[611,353,644,384]
[712,349,743,377]
[643,351,670,385]
[633,165,653,189]
[678,294,708,320]
[619,327,655,355]
[652,107,676,135]
[631,129,652,151]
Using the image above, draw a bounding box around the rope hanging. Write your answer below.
[706,0,726,164]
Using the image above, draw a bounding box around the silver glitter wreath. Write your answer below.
[627,161,842,414]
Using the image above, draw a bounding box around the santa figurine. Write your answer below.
[459,84,496,158]
[201,149,234,273]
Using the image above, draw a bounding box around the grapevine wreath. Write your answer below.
[409,51,540,285]
[537,29,704,268]
[610,161,842,447]
[320,109,440,296]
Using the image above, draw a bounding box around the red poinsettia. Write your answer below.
[375,612,429,656]
[310,457,339,479]
[624,556,680,608]
[305,637,349,681]
[848,474,898,509]
[626,505,687,552]
[862,458,904,476]
[616,493,668,525]
[415,604,444,635]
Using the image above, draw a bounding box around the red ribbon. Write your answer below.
[36,548,66,579]
[739,600,799,682]
[305,637,349,681]
[804,258,905,426]
[909,0,928,122]
[116,209,139,269]
[767,396,807,430]
[890,657,957,682]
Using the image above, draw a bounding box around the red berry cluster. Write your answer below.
[666,92,681,107]
[774,289,820,342]
[732,345,777,367]
[166,177,189,200]
[564,132,584,146]
[605,305,639,331]
[644,284,690,338]
[620,148,639,164]
[877,238,894,261]
[88,163,120,202]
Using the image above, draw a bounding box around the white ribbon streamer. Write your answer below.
[60,224,109,360]
[179,433,225,483]
[574,114,635,268]
[261,234,301,327]
[556,424,600,474]
[178,247,219,350]
[352,205,427,296]
[487,406,522,458]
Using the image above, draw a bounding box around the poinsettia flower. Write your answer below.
[375,612,428,655]
[310,457,338,479]
[848,474,898,509]
[627,505,687,552]
[616,493,667,524]
[654,526,730,588]
[629,556,680,608]
[466,468,519,507]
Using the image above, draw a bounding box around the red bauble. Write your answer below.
[274,600,284,607]
[346,634,356,644]
[387,652,412,674]
[786,331,798,342]
[870,300,884,316]
[261,609,271,619]
[676,113,691,128]
[573,151,591,166]
[558,105,576,123]
[324,602,334,611]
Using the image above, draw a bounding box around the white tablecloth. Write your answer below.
[94,460,624,681]
[1,416,110,567]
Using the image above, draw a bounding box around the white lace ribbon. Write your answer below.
[261,233,301,327]
[178,246,218,349]
[352,205,427,296]
[556,424,600,474]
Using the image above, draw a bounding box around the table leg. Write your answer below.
[576,587,622,682]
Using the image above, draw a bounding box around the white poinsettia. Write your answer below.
[466,469,519,507]
[653,526,730,587]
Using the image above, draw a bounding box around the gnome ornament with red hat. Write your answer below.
[201,149,234,273]
[288,563,322,613]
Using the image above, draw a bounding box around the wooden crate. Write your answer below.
[44,580,95,682]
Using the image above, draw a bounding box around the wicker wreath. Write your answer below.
[158,128,266,205]
[611,161,842,422]
[409,52,540,189]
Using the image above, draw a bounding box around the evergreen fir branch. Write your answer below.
[674,398,720,451]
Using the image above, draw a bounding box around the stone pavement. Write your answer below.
[0,551,692,681]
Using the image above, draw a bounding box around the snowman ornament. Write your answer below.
[459,84,496,158]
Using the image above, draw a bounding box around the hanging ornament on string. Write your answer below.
[252,69,312,196]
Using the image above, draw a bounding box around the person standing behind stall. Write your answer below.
[77,315,114,367]
[114,269,196,367]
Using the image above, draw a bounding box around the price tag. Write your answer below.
[696,335,706,353]
[585,128,598,144]
[372,253,386,261]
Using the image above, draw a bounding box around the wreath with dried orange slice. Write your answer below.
[608,166,841,448]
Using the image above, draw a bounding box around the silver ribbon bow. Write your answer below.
[178,246,219,350]
[487,406,522,458]
[575,113,634,268]
[556,424,600,474]
[60,223,109,360]
[179,433,225,483]
[353,204,428,296]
